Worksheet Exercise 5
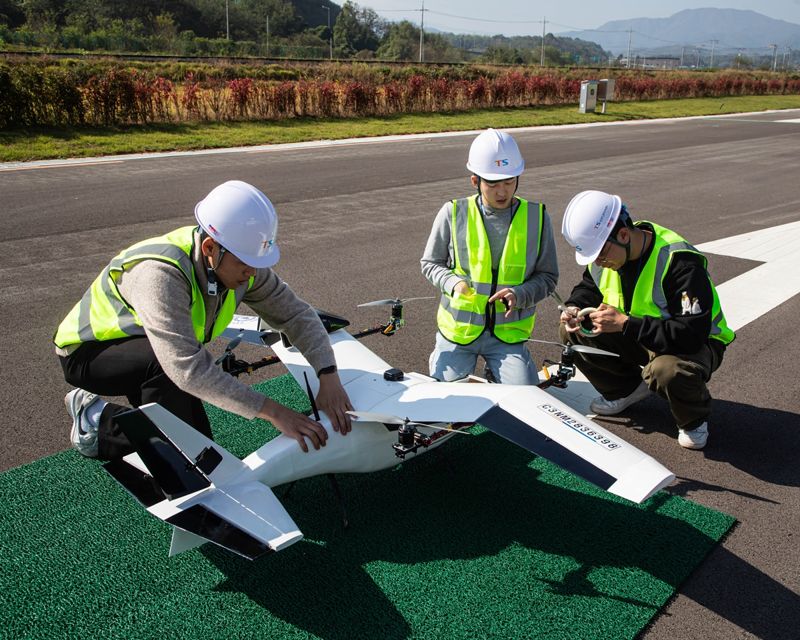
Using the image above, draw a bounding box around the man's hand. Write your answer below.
[588,303,628,334]
[488,288,517,319]
[560,305,581,333]
[316,371,353,435]
[453,280,471,296]
[258,398,328,453]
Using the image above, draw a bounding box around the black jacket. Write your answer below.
[565,223,715,355]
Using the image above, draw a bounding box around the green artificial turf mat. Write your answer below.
[1,375,735,640]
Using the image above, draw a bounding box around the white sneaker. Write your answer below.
[65,388,100,458]
[678,422,709,450]
[590,381,651,416]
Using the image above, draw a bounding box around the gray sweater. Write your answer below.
[421,195,559,309]
[61,229,336,420]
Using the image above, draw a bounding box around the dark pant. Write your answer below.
[559,324,726,430]
[59,336,213,460]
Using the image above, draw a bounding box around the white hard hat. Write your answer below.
[466,128,525,180]
[561,190,622,265]
[195,180,280,268]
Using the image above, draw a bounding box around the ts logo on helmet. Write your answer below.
[494,158,510,167]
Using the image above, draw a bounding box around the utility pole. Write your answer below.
[540,17,546,67]
[321,5,332,60]
[695,47,701,68]
[680,46,685,67]
[265,15,269,56]
[769,44,777,71]
[710,39,718,68]
[419,0,425,63]
[225,0,230,40]
[782,46,789,70]
[626,29,632,68]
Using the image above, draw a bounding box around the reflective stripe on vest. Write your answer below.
[437,195,543,345]
[588,221,734,345]
[54,226,250,348]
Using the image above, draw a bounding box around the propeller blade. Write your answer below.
[398,296,436,303]
[527,338,618,358]
[346,410,406,424]
[357,299,399,307]
[346,411,473,435]
[412,423,473,436]
[528,338,567,348]
[215,332,244,365]
[358,296,435,307]
[571,344,619,357]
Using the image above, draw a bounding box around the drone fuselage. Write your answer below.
[241,416,460,488]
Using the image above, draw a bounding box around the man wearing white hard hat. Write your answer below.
[55,180,352,459]
[559,190,734,450]
[421,128,558,384]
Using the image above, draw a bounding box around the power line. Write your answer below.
[426,9,543,24]
[374,10,797,60]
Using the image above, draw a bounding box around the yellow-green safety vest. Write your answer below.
[437,195,544,345]
[588,221,734,345]
[54,226,251,348]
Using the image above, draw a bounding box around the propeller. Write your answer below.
[215,331,244,365]
[528,338,619,358]
[346,411,473,435]
[357,296,435,308]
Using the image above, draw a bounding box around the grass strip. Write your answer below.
[0,375,735,640]
[2,94,799,162]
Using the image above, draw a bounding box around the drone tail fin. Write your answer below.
[103,403,302,559]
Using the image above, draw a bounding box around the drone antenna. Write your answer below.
[303,371,321,421]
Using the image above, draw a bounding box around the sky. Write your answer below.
[360,1,800,36]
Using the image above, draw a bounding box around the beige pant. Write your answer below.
[559,324,726,430]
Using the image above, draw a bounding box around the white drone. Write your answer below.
[104,297,674,560]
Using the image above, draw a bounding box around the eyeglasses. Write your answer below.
[596,233,627,263]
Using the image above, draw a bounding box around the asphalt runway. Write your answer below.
[2,110,799,639]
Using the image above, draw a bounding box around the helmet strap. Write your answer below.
[606,231,632,263]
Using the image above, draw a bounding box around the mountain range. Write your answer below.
[560,8,800,55]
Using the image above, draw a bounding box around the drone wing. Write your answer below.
[270,328,434,413]
[368,380,674,504]
[269,331,673,504]
[103,404,302,559]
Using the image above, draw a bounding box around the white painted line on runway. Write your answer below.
[698,220,800,332]
[3,108,798,171]
[777,118,800,123]
[0,159,124,172]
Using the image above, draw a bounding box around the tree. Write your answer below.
[238,0,301,39]
[377,20,460,62]
[482,45,527,65]
[332,1,382,57]
[0,0,26,27]
[376,20,418,61]
[20,0,66,27]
